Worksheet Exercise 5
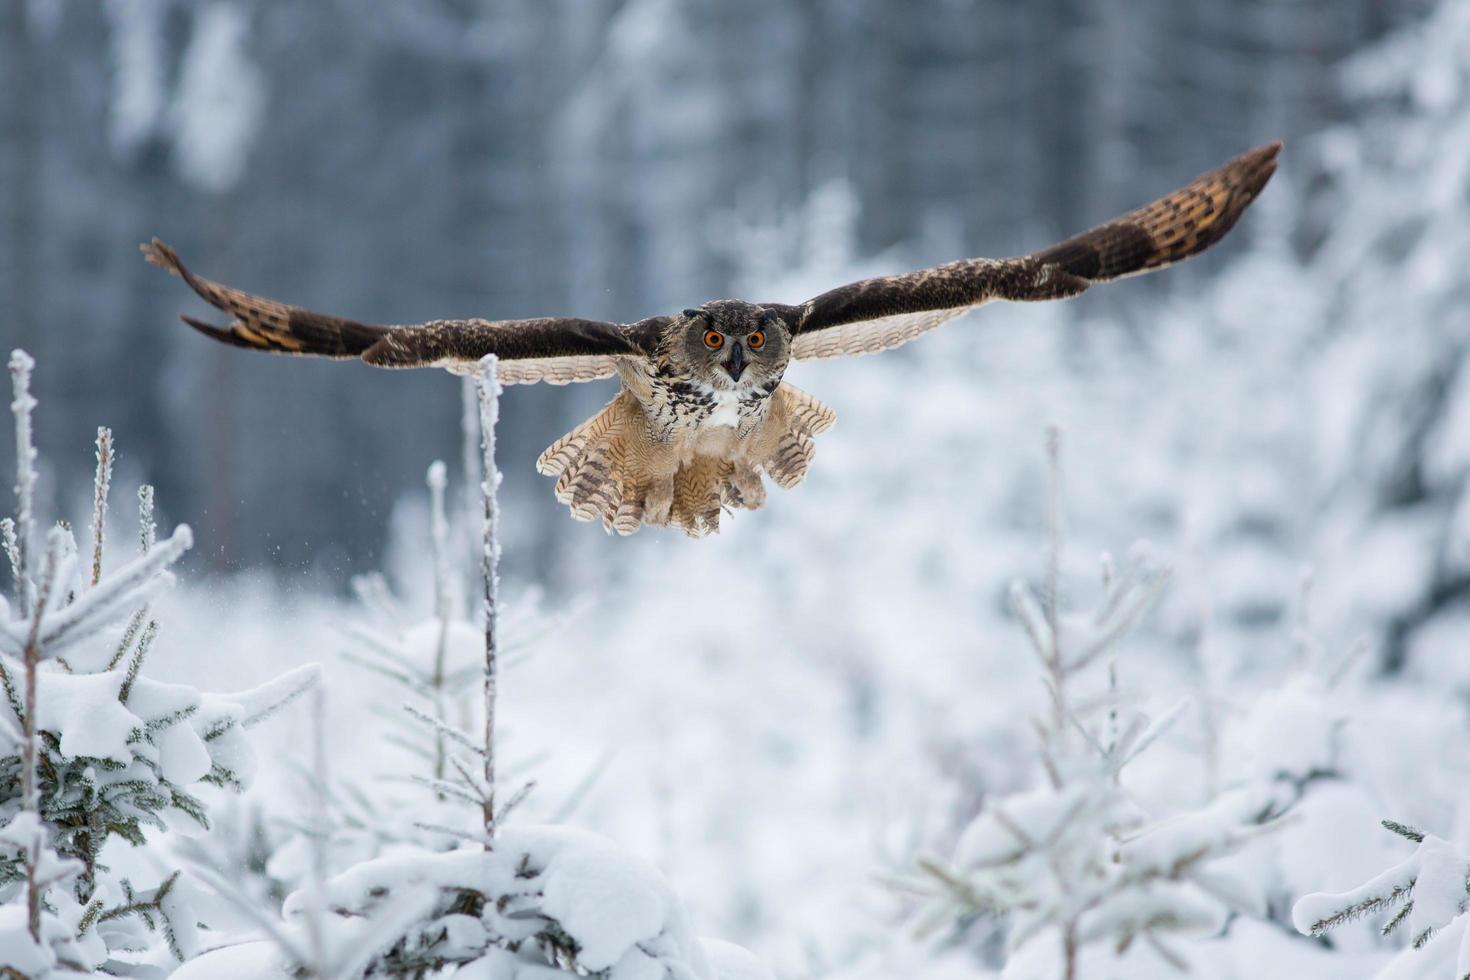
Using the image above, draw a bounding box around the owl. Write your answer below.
[145,142,1279,537]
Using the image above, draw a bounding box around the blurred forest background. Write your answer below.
[0,0,1433,575]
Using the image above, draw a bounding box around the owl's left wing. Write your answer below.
[782,142,1280,361]
[142,239,654,385]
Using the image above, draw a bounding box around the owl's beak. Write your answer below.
[723,343,746,382]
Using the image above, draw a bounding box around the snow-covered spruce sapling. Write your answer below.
[178,355,774,980]
[1293,820,1470,978]
[241,363,579,911]
[897,430,1279,978]
[0,349,320,975]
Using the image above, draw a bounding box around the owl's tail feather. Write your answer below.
[141,238,388,358]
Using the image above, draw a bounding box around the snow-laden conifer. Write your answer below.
[1293,820,1470,977]
[180,354,772,979]
[0,350,320,975]
[895,431,1285,978]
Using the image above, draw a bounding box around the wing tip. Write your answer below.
[141,237,185,277]
[180,313,248,348]
[1232,140,1282,203]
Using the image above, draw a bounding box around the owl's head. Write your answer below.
[678,300,789,391]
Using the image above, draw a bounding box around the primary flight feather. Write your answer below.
[145,142,1280,537]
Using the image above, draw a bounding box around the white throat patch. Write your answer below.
[706,387,746,428]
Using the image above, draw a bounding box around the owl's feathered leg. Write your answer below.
[747,383,837,491]
[536,383,837,536]
[724,463,766,511]
[642,478,675,529]
[537,391,677,536]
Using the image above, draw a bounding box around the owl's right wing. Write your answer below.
[782,142,1280,361]
[142,239,657,385]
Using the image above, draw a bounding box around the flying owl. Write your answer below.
[144,142,1279,537]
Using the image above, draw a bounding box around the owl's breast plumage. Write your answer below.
[619,357,774,444]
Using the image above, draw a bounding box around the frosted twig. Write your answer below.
[10,350,38,619]
[119,620,159,703]
[1382,898,1413,937]
[1115,699,1190,771]
[22,529,62,941]
[90,427,113,588]
[350,572,404,626]
[1291,565,1318,672]
[340,650,435,698]
[427,459,453,784]
[496,779,536,825]
[186,861,310,966]
[476,355,502,846]
[0,518,19,707]
[402,701,486,758]
[1008,581,1055,671]
[461,375,481,580]
[406,775,483,807]
[449,753,493,801]
[411,821,485,844]
[233,663,322,728]
[108,487,160,672]
[2,517,18,602]
[37,524,192,660]
[345,622,417,668]
[108,609,150,672]
[138,484,155,554]
[1382,819,1425,843]
[1143,931,1188,972]
[1325,636,1371,689]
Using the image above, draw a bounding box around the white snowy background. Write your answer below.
[7,0,1470,977]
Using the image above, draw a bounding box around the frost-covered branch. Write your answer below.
[8,350,37,621]
[1294,820,1470,972]
[90,426,113,589]
[477,354,502,845]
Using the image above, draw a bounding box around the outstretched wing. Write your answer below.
[784,142,1281,361]
[141,239,650,385]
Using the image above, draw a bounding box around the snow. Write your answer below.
[253,825,754,977]
[33,668,135,763]
[537,830,682,972]
[701,939,778,980]
[1291,844,1421,936]
[1240,677,1340,779]
[228,663,322,728]
[171,940,290,980]
[1408,837,1470,944]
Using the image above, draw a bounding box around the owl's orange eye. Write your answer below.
[747,330,765,351]
[703,329,724,350]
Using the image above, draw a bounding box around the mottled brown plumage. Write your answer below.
[145,142,1279,536]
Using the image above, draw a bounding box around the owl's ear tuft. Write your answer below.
[683,307,704,320]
